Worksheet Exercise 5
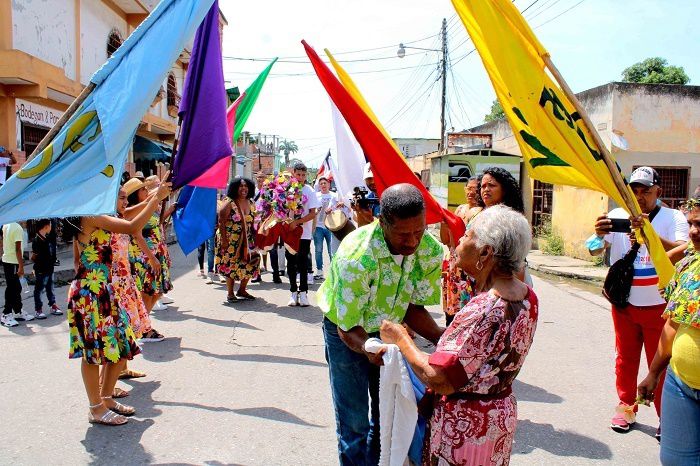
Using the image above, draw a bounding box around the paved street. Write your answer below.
[0,248,661,465]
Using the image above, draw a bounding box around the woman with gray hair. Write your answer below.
[381,205,538,465]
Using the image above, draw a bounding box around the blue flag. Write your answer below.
[0,0,215,224]
[173,186,217,255]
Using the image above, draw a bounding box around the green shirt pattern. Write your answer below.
[664,244,700,329]
[318,222,443,332]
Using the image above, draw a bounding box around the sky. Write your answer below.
[218,0,700,168]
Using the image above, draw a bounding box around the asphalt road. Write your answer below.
[0,249,661,465]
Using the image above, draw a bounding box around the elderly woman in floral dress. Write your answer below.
[381,205,538,465]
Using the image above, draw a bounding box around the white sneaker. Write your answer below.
[287,292,299,307]
[205,272,214,284]
[314,271,324,280]
[219,274,227,283]
[298,291,310,307]
[15,311,35,322]
[197,269,206,277]
[152,300,168,311]
[307,273,314,285]
[1,314,19,327]
[160,295,174,304]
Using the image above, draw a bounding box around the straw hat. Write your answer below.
[144,175,160,190]
[123,178,145,196]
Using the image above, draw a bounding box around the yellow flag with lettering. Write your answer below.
[451,0,675,285]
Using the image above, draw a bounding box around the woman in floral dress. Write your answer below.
[68,182,170,426]
[125,177,171,342]
[382,205,538,465]
[216,177,260,303]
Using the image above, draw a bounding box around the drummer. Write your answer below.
[314,177,340,280]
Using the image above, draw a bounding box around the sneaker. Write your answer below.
[205,272,215,284]
[272,274,282,284]
[610,407,636,433]
[219,274,227,283]
[160,295,175,304]
[50,304,63,316]
[15,311,35,322]
[655,426,661,442]
[251,275,262,283]
[197,269,206,278]
[298,291,310,307]
[287,292,299,307]
[152,300,168,311]
[35,310,47,320]
[314,271,324,280]
[1,314,19,327]
[307,273,314,285]
[140,329,165,342]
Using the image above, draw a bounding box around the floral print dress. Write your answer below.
[111,232,150,338]
[67,228,140,365]
[215,199,259,280]
[130,213,172,296]
[426,288,539,466]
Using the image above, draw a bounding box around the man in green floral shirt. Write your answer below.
[318,183,444,466]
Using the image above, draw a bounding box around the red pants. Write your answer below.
[611,303,666,417]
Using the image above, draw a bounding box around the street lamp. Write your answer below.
[397,18,449,154]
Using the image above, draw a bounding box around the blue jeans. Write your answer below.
[660,367,700,465]
[314,226,333,271]
[33,272,55,311]
[323,317,380,466]
[197,236,215,273]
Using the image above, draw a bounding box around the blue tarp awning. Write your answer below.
[133,135,172,161]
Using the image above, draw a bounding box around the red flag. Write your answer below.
[301,40,465,240]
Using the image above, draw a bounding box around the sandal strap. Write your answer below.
[89,402,102,409]
[100,410,125,423]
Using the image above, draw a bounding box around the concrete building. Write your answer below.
[392,137,440,158]
[0,0,226,179]
[463,82,700,259]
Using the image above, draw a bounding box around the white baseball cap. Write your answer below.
[363,162,373,180]
[629,166,660,187]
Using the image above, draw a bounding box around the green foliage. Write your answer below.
[484,99,505,122]
[536,218,564,256]
[278,140,299,166]
[621,57,690,85]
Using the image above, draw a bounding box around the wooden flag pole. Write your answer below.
[542,55,641,217]
[25,82,96,163]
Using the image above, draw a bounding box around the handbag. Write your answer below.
[602,206,660,308]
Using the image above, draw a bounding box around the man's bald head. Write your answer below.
[380,183,425,225]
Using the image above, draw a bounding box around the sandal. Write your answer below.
[140,329,165,342]
[88,404,128,426]
[103,397,136,416]
[236,291,256,300]
[118,369,146,380]
[227,294,238,303]
[113,387,130,399]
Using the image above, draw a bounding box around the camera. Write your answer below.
[351,186,379,210]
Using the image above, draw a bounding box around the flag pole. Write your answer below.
[25,82,96,163]
[160,116,182,226]
[542,55,640,216]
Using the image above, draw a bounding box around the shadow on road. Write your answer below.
[81,417,155,465]
[512,419,613,460]
[513,379,564,404]
[181,346,327,367]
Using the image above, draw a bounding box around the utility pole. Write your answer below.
[439,17,448,155]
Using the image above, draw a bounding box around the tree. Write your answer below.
[621,57,690,85]
[484,99,505,122]
[278,140,299,166]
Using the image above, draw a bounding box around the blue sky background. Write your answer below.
[219,0,699,166]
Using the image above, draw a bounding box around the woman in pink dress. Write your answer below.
[381,205,538,465]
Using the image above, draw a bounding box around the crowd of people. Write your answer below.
[1,161,698,465]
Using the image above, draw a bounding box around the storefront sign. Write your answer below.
[15,99,63,129]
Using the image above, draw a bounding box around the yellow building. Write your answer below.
[0,0,226,178]
[463,82,700,259]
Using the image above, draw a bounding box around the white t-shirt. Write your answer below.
[2,223,24,264]
[301,184,321,240]
[605,207,688,306]
[316,191,340,227]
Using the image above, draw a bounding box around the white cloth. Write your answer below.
[605,206,688,306]
[364,340,417,466]
[300,184,321,240]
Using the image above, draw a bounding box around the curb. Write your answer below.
[528,263,605,284]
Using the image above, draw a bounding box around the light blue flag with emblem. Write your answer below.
[0,0,215,224]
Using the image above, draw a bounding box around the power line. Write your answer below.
[535,0,587,28]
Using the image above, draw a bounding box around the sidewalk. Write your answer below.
[527,249,608,283]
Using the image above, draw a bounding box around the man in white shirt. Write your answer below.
[287,162,320,307]
[590,166,688,435]
[313,177,339,280]
[2,222,33,327]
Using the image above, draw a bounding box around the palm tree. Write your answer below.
[279,140,299,167]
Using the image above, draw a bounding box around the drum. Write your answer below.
[324,210,356,242]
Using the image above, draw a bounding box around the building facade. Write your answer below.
[463,82,700,259]
[392,137,440,158]
[0,0,225,179]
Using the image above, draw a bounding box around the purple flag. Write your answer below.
[172,0,232,189]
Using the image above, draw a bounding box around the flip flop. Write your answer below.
[236,291,256,300]
[113,387,130,399]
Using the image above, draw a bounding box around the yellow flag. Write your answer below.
[451,0,675,285]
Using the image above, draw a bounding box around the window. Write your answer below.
[532,180,553,230]
[166,73,180,107]
[107,29,123,57]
